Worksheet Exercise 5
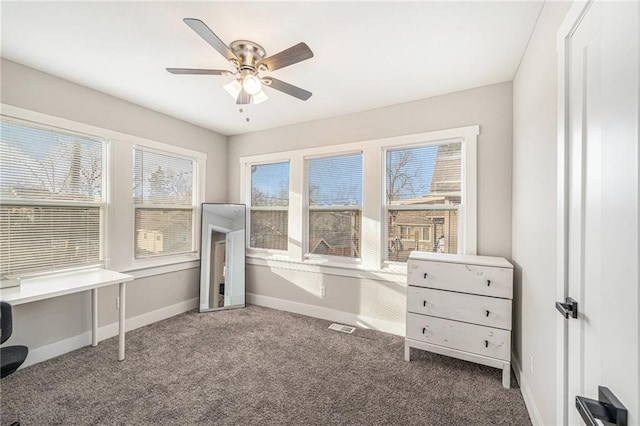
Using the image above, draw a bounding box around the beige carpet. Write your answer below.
[1,305,530,425]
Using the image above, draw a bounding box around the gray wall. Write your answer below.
[228,82,513,329]
[1,59,227,350]
[512,2,571,424]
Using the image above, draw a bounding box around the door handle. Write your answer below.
[576,386,627,426]
[556,297,578,319]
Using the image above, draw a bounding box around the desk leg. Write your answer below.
[91,288,98,347]
[118,282,126,361]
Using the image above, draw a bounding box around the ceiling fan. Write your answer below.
[167,18,314,105]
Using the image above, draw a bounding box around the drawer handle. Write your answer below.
[485,340,489,348]
[422,327,426,334]
[486,310,490,317]
[423,300,427,307]
[423,273,428,279]
[487,280,491,286]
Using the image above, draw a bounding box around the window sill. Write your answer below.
[123,254,200,279]
[246,254,407,284]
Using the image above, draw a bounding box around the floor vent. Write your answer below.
[328,323,356,334]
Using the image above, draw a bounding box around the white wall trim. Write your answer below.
[512,350,544,426]
[555,2,592,425]
[0,103,207,276]
[123,260,200,279]
[96,297,198,340]
[247,293,405,336]
[239,125,479,165]
[0,104,207,161]
[20,332,92,369]
[240,124,479,268]
[246,256,407,283]
[19,297,198,369]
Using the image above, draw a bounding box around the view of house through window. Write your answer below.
[242,128,475,267]
[133,148,195,258]
[307,153,362,258]
[386,142,462,262]
[250,161,289,250]
[0,117,105,275]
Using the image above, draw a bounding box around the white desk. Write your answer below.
[0,268,133,361]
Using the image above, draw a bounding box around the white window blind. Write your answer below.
[386,142,462,261]
[307,153,362,258]
[133,148,195,258]
[250,162,289,250]
[0,117,105,276]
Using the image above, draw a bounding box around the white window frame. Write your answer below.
[304,151,364,264]
[132,145,199,262]
[383,138,467,266]
[0,115,109,276]
[239,125,478,275]
[1,104,207,278]
[243,159,291,255]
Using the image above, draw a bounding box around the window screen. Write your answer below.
[250,162,289,250]
[307,153,362,258]
[133,148,195,258]
[386,142,462,261]
[0,117,105,275]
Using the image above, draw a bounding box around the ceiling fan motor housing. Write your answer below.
[229,40,267,73]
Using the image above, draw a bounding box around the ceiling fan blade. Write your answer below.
[262,77,312,101]
[236,88,252,105]
[183,18,238,62]
[258,42,313,72]
[166,68,232,76]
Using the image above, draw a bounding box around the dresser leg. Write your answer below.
[404,341,411,361]
[502,364,511,389]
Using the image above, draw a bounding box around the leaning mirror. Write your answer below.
[199,203,246,312]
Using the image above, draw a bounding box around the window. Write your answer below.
[386,142,462,262]
[240,125,477,272]
[307,153,363,259]
[133,148,195,258]
[0,117,105,276]
[249,162,289,250]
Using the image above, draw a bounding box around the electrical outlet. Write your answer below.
[320,285,326,297]
[529,353,534,376]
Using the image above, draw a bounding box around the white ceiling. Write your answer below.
[1,1,543,136]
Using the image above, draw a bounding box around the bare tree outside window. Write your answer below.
[386,143,462,261]
[386,150,426,204]
[0,119,105,275]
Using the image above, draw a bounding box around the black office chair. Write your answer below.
[1,301,28,378]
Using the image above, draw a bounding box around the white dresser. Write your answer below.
[404,251,514,388]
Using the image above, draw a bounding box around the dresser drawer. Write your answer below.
[407,259,513,299]
[406,313,511,361]
[407,286,512,330]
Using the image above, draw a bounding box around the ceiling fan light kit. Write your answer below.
[242,74,262,95]
[224,79,268,104]
[167,18,313,107]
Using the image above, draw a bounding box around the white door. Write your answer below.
[213,240,226,307]
[225,229,245,306]
[559,1,639,424]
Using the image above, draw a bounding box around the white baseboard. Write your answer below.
[96,297,199,341]
[21,297,198,369]
[247,293,405,336]
[22,332,92,368]
[512,350,543,426]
